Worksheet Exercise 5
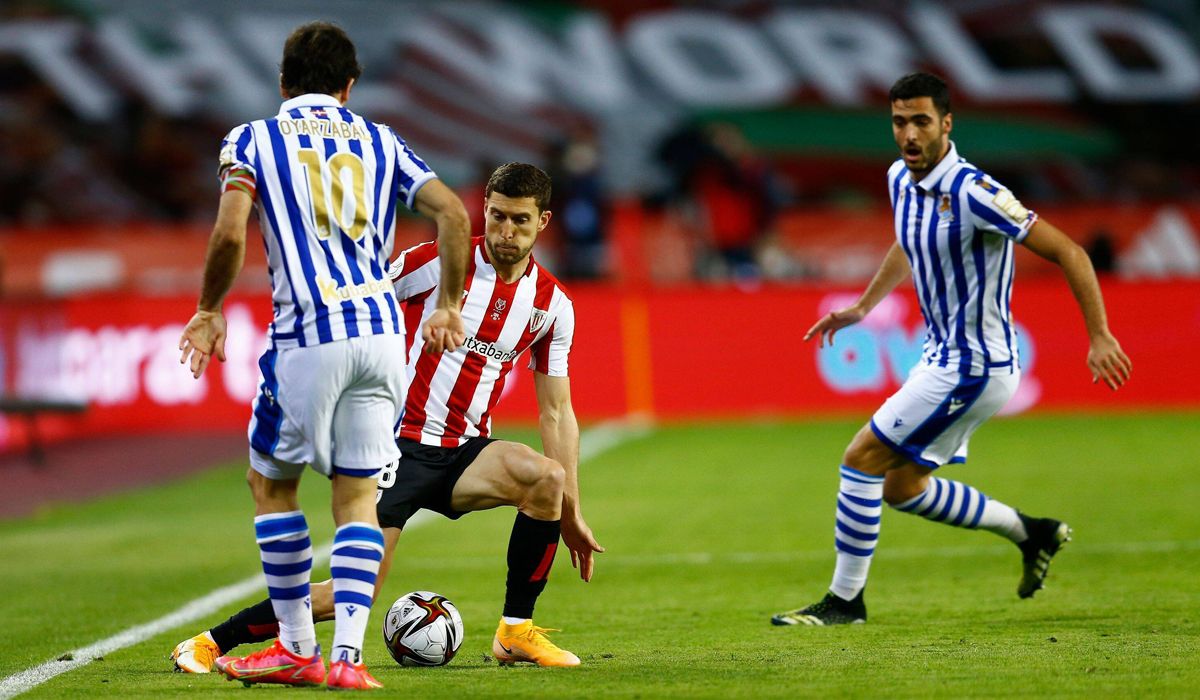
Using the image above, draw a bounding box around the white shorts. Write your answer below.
[870,363,1019,468]
[247,334,406,480]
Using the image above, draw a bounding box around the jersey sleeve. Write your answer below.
[388,128,438,211]
[388,240,441,302]
[528,297,574,377]
[217,123,258,199]
[965,174,1038,242]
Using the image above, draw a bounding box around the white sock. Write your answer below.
[892,477,1028,542]
[330,523,385,665]
[829,465,884,601]
[254,511,316,658]
[502,616,529,626]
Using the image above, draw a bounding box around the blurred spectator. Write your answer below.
[657,121,785,281]
[548,129,608,280]
[1085,229,1117,274]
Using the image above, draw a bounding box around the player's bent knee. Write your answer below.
[842,427,905,477]
[536,458,566,497]
[882,481,921,506]
[882,470,928,505]
[501,444,551,486]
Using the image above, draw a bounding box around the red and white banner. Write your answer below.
[0,279,1193,452]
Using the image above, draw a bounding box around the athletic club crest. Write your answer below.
[528,308,547,333]
[491,298,507,321]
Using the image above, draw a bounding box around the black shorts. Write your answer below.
[375,437,496,529]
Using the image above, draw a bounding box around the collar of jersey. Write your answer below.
[277,93,342,116]
[915,140,959,193]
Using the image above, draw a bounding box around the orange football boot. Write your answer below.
[492,619,581,667]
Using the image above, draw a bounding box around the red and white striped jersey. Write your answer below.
[388,237,574,447]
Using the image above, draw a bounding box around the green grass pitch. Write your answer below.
[1,412,1198,698]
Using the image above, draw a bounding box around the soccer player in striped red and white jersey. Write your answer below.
[172,163,602,671]
[772,73,1132,627]
[176,22,469,689]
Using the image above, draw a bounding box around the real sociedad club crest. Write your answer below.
[938,194,954,222]
[528,308,547,333]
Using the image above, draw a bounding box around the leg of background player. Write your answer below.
[772,424,906,626]
[884,464,1071,598]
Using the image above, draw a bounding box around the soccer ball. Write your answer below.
[382,591,464,667]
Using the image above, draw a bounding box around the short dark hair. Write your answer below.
[280,22,363,98]
[888,72,951,116]
[485,162,552,212]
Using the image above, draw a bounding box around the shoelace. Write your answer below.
[241,642,289,665]
[195,641,219,666]
[526,626,563,649]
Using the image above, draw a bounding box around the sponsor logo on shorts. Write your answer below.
[948,397,966,414]
[463,336,519,363]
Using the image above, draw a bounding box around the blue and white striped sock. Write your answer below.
[830,465,884,601]
[254,510,315,658]
[892,477,1027,542]
[330,522,385,664]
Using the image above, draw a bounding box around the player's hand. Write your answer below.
[1087,332,1132,391]
[561,512,604,582]
[178,309,227,379]
[804,305,867,348]
[422,307,465,354]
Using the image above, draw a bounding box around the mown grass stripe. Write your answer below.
[0,420,650,699]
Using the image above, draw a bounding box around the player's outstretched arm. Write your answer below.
[179,190,252,378]
[1021,219,1131,390]
[414,179,470,353]
[534,372,604,582]
[805,242,910,347]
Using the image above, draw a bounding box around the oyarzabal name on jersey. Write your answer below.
[317,276,391,304]
[463,336,519,363]
[278,118,371,142]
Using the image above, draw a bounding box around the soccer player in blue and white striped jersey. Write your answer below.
[772,73,1132,627]
[178,22,469,688]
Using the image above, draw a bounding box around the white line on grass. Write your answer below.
[0,419,651,699]
[355,538,1200,571]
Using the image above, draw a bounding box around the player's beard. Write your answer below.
[904,135,946,176]
[487,238,532,266]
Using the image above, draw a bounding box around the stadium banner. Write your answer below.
[0,280,1193,452]
[2,2,1198,191]
[2,203,1197,298]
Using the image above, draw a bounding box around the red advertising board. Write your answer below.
[0,280,1193,452]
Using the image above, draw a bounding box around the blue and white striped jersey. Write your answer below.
[218,93,437,349]
[888,141,1038,376]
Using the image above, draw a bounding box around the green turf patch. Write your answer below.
[2,415,1197,697]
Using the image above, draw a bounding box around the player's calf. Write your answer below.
[889,476,1027,543]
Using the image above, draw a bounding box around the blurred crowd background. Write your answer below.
[1,0,1198,290]
[0,0,1197,453]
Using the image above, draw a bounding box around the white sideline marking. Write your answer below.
[0,420,651,699]
[355,539,1200,571]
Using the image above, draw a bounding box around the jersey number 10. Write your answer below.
[298,148,368,242]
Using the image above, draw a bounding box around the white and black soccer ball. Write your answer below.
[382,591,464,667]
